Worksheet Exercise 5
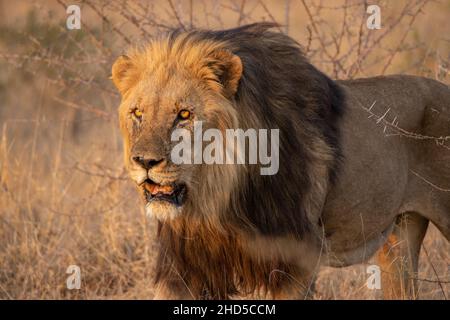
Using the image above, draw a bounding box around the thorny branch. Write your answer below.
[362,101,450,151]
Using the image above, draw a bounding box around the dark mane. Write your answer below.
[155,23,346,299]
[191,22,345,237]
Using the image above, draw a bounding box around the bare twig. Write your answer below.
[421,244,448,299]
[362,101,450,150]
[168,0,186,30]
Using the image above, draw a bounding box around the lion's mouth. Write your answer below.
[142,179,187,206]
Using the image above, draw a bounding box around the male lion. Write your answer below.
[111,23,450,299]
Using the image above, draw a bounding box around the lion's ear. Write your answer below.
[207,51,243,98]
[111,55,139,96]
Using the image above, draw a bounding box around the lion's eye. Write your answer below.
[178,109,191,120]
[131,108,143,120]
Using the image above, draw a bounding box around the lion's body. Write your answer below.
[112,23,450,300]
[323,76,450,298]
[324,76,450,264]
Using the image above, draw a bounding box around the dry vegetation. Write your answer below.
[0,0,449,299]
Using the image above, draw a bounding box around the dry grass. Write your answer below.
[0,0,448,299]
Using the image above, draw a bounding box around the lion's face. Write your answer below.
[112,41,242,221]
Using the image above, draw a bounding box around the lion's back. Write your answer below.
[338,75,450,137]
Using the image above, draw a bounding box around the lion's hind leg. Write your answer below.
[376,212,429,299]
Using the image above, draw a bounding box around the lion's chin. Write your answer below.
[145,200,182,221]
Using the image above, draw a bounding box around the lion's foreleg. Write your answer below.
[376,212,429,300]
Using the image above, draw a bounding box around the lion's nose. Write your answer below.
[132,156,165,170]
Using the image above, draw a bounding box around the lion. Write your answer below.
[111,23,450,300]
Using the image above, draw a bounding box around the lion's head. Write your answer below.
[112,32,245,222]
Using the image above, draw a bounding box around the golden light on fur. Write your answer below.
[111,23,341,299]
[112,23,450,300]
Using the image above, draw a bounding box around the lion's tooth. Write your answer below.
[144,183,156,194]
[161,185,174,193]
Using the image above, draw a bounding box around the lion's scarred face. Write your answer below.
[112,37,242,221]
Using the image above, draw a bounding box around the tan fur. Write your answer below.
[112,24,450,299]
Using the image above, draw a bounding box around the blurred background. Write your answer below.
[0,0,449,299]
